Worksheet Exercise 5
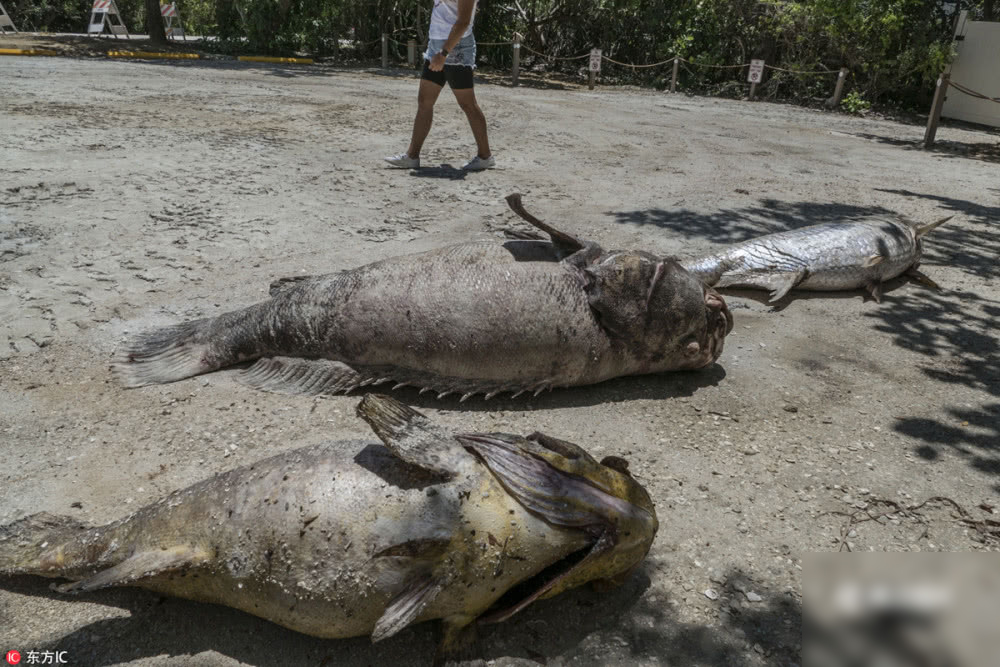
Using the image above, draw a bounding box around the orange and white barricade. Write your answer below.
[0,2,17,34]
[87,0,129,38]
[160,3,185,40]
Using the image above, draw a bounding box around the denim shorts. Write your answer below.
[423,33,476,68]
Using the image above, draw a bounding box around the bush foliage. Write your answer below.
[6,0,994,109]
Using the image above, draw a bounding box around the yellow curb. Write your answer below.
[107,51,201,59]
[0,48,59,56]
[238,55,314,64]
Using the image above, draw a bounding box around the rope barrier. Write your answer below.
[372,34,848,83]
[519,43,591,61]
[764,64,840,75]
[950,80,1000,104]
[676,57,745,70]
[601,55,675,69]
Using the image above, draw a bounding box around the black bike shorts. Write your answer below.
[421,61,475,90]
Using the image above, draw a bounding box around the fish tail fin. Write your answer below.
[915,215,953,238]
[111,319,218,387]
[0,512,94,577]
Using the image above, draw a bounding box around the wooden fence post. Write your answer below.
[826,67,848,108]
[512,33,520,87]
[381,33,388,69]
[749,81,757,100]
[670,57,679,93]
[923,72,950,148]
[588,48,600,90]
[407,40,415,67]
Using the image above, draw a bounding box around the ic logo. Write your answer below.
[5,651,20,665]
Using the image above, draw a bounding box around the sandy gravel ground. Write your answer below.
[1,49,998,666]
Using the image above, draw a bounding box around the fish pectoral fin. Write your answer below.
[54,546,207,594]
[905,268,941,290]
[866,281,883,303]
[435,620,482,667]
[239,357,369,396]
[767,270,807,303]
[268,274,315,297]
[458,433,609,530]
[372,573,448,642]
[356,394,459,478]
[504,193,587,258]
[864,254,885,267]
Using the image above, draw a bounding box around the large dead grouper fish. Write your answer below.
[1,394,658,663]
[113,194,732,399]
[679,215,951,303]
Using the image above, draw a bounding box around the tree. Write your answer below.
[145,0,166,44]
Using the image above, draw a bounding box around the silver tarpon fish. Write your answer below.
[0,395,658,663]
[680,215,951,302]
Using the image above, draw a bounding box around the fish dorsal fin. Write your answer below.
[505,193,586,257]
[356,395,459,479]
[915,215,953,238]
[268,275,315,297]
[54,546,208,593]
[372,573,448,642]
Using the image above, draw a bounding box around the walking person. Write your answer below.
[384,0,495,171]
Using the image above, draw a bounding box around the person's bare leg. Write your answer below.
[406,78,444,159]
[452,86,491,158]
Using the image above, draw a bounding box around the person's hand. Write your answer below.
[430,52,447,71]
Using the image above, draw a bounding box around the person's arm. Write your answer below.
[429,0,475,71]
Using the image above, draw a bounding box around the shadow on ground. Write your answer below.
[849,131,1000,166]
[607,199,896,247]
[2,565,799,666]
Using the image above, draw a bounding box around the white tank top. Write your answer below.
[428,0,476,40]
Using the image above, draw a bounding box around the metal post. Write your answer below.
[381,33,388,69]
[670,57,679,93]
[512,33,520,87]
[749,81,757,100]
[588,69,596,90]
[826,67,849,108]
[407,39,415,66]
[923,72,950,148]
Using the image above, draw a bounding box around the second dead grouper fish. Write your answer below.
[0,395,658,663]
[113,194,733,399]
[680,215,951,302]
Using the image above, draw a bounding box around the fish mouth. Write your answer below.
[456,432,658,625]
[476,542,597,625]
[678,287,732,369]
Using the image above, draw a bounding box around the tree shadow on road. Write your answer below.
[847,131,1000,166]
[606,199,896,247]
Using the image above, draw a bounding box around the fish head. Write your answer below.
[457,431,658,624]
[585,250,732,370]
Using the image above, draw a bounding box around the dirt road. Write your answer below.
[1,52,998,666]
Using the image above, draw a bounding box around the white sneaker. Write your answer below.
[462,155,496,171]
[384,152,420,169]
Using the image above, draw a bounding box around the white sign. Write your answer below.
[589,49,602,73]
[748,59,765,83]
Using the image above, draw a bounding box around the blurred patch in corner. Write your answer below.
[803,552,1000,667]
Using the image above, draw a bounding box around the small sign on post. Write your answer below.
[748,58,764,100]
[588,48,601,90]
